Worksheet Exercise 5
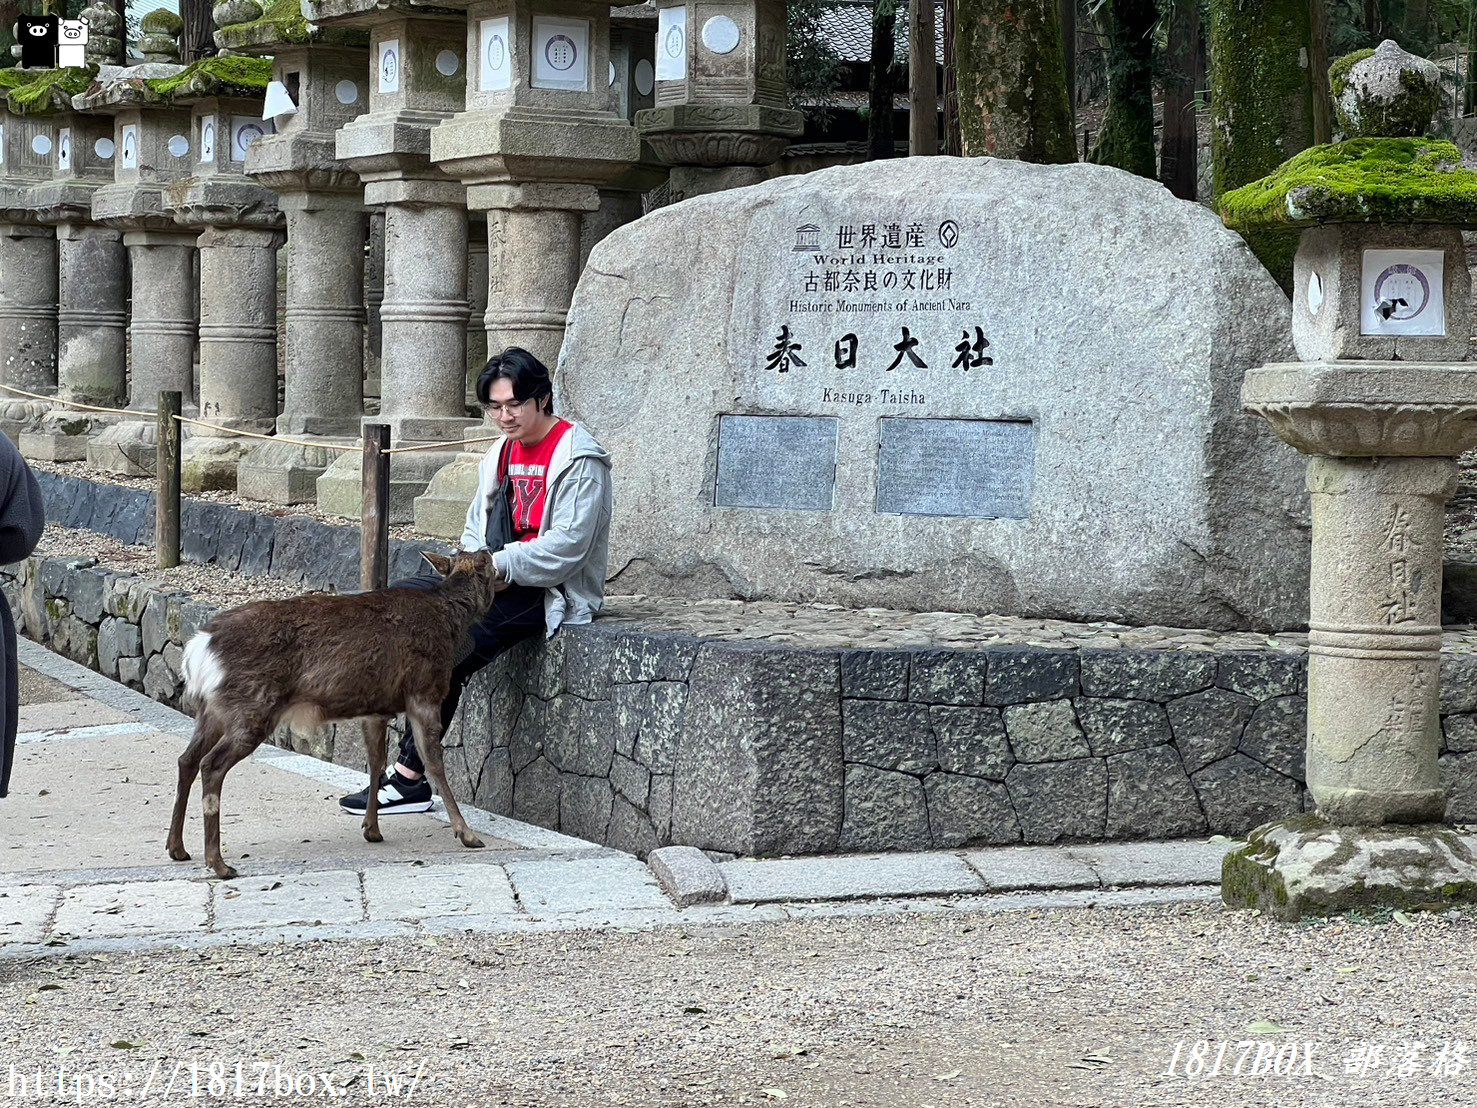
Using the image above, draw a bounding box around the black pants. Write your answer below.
[390,578,547,775]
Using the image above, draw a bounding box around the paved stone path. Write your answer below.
[3,640,1235,961]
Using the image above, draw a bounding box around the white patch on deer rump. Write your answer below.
[181,632,225,705]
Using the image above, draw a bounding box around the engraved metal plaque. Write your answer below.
[715,415,838,511]
[876,418,1034,518]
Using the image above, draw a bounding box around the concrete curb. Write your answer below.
[648,846,728,907]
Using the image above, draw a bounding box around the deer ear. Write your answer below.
[421,551,453,576]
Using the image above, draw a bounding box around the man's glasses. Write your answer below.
[483,398,530,416]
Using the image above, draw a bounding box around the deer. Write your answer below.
[170,549,499,880]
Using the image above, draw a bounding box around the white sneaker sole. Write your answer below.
[338,802,434,815]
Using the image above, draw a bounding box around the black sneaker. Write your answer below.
[339,771,433,815]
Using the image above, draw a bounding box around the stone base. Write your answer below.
[0,398,50,444]
[85,419,157,477]
[316,446,461,523]
[236,438,353,506]
[181,436,255,494]
[1222,816,1477,920]
[18,408,111,462]
[413,434,498,540]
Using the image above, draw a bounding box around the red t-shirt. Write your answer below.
[503,420,572,541]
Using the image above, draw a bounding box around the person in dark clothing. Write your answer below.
[0,434,46,798]
[340,347,612,815]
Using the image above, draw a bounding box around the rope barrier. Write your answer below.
[173,415,363,453]
[0,383,146,419]
[0,383,503,457]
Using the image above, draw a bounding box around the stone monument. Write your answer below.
[1222,42,1477,918]
[557,156,1309,630]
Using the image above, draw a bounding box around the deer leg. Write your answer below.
[362,716,389,844]
[198,732,265,880]
[407,700,483,849]
[167,710,225,862]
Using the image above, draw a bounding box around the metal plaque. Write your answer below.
[876,417,1034,518]
[715,415,838,511]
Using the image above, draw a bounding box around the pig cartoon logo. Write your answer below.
[18,14,58,69]
[57,16,89,68]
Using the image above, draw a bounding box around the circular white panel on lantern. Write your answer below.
[335,79,361,106]
[531,16,590,91]
[634,58,654,95]
[95,136,114,159]
[168,134,190,158]
[701,15,740,54]
[609,61,616,87]
[436,49,460,76]
[1307,270,1324,317]
[31,134,51,156]
[231,118,267,162]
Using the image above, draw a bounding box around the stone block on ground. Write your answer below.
[930,705,1013,779]
[720,852,984,904]
[964,846,1100,891]
[924,773,1020,847]
[1223,818,1477,921]
[1003,699,1088,762]
[842,700,937,773]
[1168,686,1256,774]
[1077,697,1171,757]
[1006,759,1108,843]
[1071,839,1233,887]
[1193,753,1301,833]
[1104,745,1207,839]
[505,856,670,916]
[839,765,931,852]
[648,845,728,907]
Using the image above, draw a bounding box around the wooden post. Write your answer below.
[908,0,938,155]
[360,424,390,592]
[156,390,181,570]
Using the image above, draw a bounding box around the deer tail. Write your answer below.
[180,631,225,707]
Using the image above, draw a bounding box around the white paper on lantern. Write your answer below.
[0,126,6,166]
[657,7,687,81]
[199,113,216,163]
[480,17,511,92]
[531,16,589,91]
[120,125,138,168]
[167,134,190,158]
[231,116,269,162]
[57,126,70,170]
[31,133,51,157]
[634,58,654,96]
[609,60,616,87]
[335,79,361,106]
[94,136,113,160]
[436,49,460,77]
[701,15,740,54]
[378,39,402,94]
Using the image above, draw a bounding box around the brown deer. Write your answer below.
[170,550,499,879]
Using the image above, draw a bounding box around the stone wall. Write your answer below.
[14,477,1477,857]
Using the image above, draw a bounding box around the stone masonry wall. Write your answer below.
[14,471,1477,857]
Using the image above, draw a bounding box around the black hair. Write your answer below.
[476,347,554,414]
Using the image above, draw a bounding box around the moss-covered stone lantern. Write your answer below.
[1221,41,1477,919]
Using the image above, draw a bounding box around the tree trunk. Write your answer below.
[1159,0,1201,200]
[908,0,938,154]
[954,0,1075,162]
[942,0,961,154]
[1059,0,1076,109]
[1210,0,1318,289]
[1467,0,1477,116]
[1309,0,1331,144]
[180,0,216,64]
[868,0,898,160]
[1088,0,1157,178]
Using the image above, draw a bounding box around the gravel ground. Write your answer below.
[3,902,1476,1107]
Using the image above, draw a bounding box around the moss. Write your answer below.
[142,54,272,100]
[1328,48,1373,102]
[140,8,184,34]
[5,66,98,115]
[0,68,34,92]
[213,0,365,50]
[1219,137,1477,231]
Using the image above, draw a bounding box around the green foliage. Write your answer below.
[142,54,272,99]
[5,65,94,113]
[1219,137,1477,229]
[788,0,844,126]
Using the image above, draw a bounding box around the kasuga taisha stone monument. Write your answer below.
[1221,40,1477,919]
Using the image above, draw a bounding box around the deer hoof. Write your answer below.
[167,843,190,861]
[457,829,485,849]
[212,862,239,881]
[364,826,383,844]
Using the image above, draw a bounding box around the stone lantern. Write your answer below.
[410,0,641,536]
[73,67,200,476]
[1223,41,1477,918]
[213,3,372,505]
[302,0,474,520]
[0,94,60,440]
[7,69,128,461]
[159,57,284,492]
[634,0,801,201]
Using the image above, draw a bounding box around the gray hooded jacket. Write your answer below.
[459,422,612,637]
